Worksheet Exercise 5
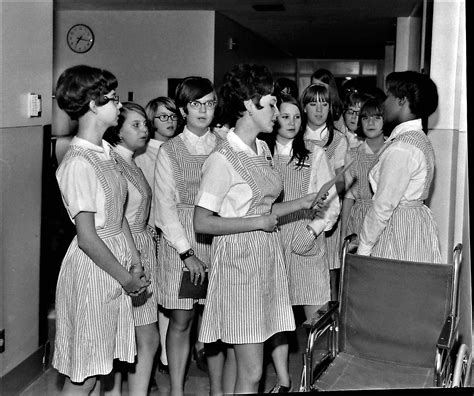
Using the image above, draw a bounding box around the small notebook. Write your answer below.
[178,269,209,299]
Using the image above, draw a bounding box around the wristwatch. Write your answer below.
[179,249,195,261]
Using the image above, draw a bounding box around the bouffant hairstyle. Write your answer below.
[300,83,336,147]
[55,65,118,120]
[261,93,310,169]
[103,102,147,147]
[145,96,180,134]
[219,64,274,128]
[385,71,438,119]
[174,76,215,114]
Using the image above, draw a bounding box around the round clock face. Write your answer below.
[67,24,94,53]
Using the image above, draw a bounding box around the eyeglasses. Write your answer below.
[155,114,179,122]
[345,109,360,117]
[188,100,217,110]
[103,94,120,105]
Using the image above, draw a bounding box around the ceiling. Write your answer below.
[55,0,424,59]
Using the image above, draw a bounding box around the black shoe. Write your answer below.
[268,382,292,393]
[158,359,169,375]
[192,347,208,373]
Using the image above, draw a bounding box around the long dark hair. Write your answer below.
[300,83,336,148]
[261,93,310,169]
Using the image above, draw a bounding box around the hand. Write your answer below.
[259,213,279,233]
[123,266,150,296]
[183,255,207,285]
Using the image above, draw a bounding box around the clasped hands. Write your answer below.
[123,262,151,296]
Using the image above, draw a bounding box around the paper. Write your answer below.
[312,158,354,207]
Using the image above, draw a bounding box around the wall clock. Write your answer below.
[67,24,94,53]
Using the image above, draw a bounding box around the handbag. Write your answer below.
[178,269,208,299]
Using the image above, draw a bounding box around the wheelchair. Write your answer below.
[300,235,471,391]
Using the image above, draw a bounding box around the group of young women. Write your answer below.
[52,63,441,395]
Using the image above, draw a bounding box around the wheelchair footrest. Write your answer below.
[313,352,434,391]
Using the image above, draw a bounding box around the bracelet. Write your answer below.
[306,225,318,238]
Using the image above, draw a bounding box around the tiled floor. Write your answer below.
[20,309,308,395]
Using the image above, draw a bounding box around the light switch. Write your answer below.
[28,93,42,117]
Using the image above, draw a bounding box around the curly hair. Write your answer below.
[55,65,118,120]
[385,71,438,119]
[219,64,274,128]
[103,102,147,147]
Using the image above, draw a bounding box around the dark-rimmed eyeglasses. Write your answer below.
[188,100,217,110]
[103,94,120,105]
[155,114,179,122]
[345,109,360,117]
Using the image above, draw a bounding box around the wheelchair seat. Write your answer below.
[300,237,470,391]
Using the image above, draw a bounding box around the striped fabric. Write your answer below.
[157,135,216,309]
[274,153,329,306]
[110,150,158,326]
[53,145,136,383]
[199,139,295,344]
[345,144,379,241]
[371,130,441,263]
[305,134,345,269]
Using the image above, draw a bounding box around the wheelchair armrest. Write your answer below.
[437,315,456,350]
[302,301,339,330]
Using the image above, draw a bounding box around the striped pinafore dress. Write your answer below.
[110,148,158,326]
[371,130,441,263]
[199,140,295,344]
[274,150,329,306]
[157,137,214,309]
[53,143,136,383]
[345,143,379,241]
[307,130,346,269]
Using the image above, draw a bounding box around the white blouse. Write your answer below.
[57,137,113,227]
[195,129,265,218]
[304,124,348,170]
[357,119,430,255]
[154,126,217,253]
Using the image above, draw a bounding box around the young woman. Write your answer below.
[261,93,340,392]
[193,64,323,394]
[53,65,150,395]
[357,71,441,263]
[301,83,347,300]
[153,77,220,396]
[341,91,368,148]
[310,68,345,132]
[103,102,159,395]
[341,97,386,242]
[135,96,180,375]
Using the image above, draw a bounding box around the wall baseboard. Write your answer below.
[0,342,49,395]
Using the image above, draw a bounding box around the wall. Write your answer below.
[214,13,295,88]
[54,10,215,136]
[428,0,470,343]
[0,0,53,377]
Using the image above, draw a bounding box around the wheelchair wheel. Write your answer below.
[452,344,472,387]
